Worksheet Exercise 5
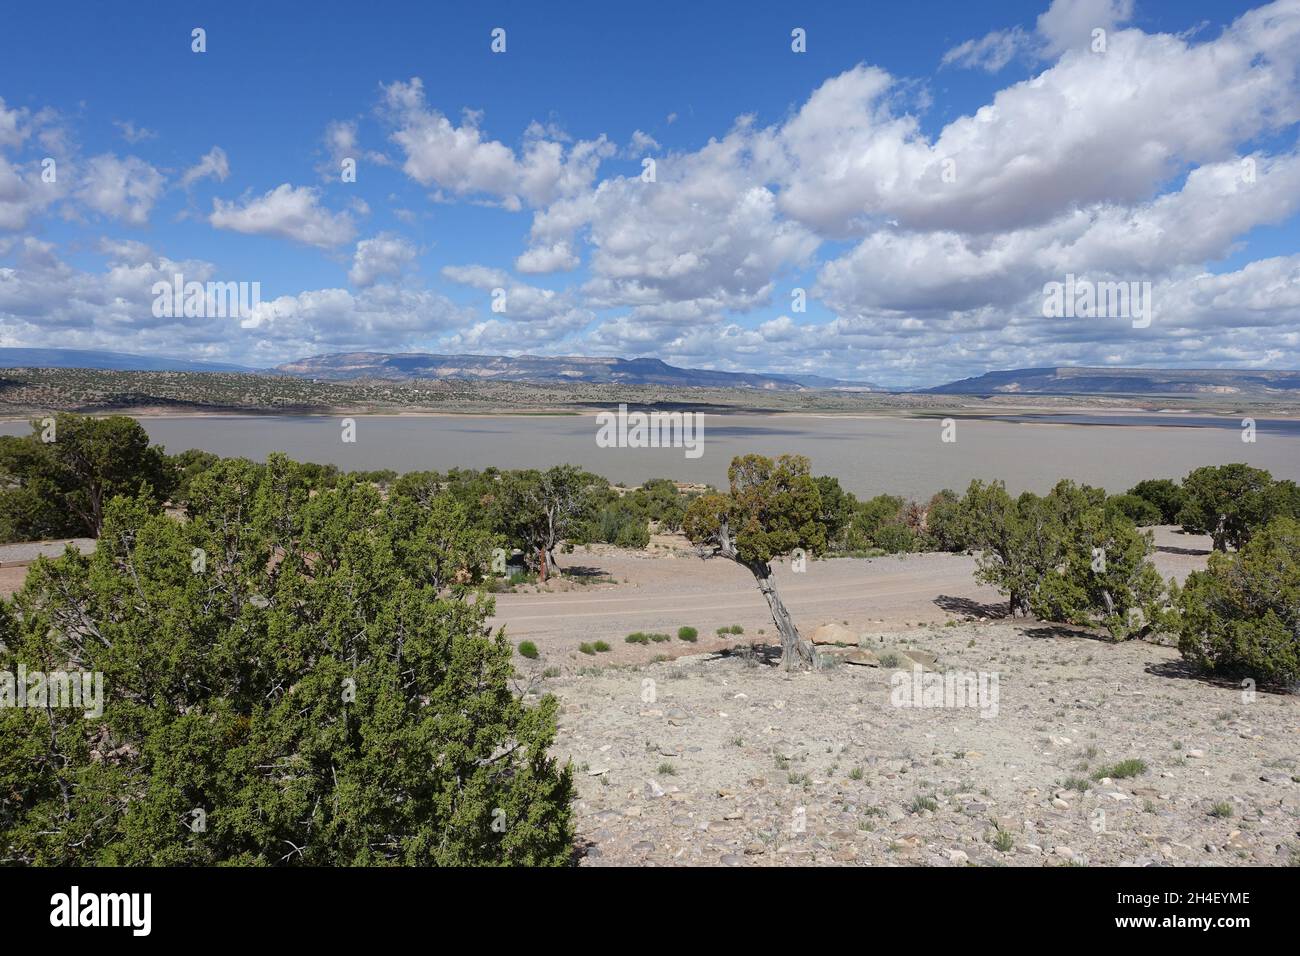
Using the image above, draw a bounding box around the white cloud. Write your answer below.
[113,120,157,144]
[0,98,29,150]
[514,241,579,273]
[380,78,613,209]
[349,233,417,287]
[77,154,165,225]
[941,28,1031,72]
[210,183,356,248]
[181,146,230,188]
[1037,0,1135,56]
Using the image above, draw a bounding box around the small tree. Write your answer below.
[1173,516,1300,687]
[1035,506,1166,639]
[0,414,175,539]
[1177,464,1275,551]
[962,481,1055,617]
[1127,478,1185,525]
[499,465,601,578]
[683,454,825,668]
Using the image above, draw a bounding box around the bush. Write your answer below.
[1107,493,1162,527]
[625,632,650,644]
[0,459,573,865]
[677,626,698,642]
[1127,479,1185,525]
[871,522,915,554]
[592,640,611,653]
[1092,759,1147,780]
[518,641,540,659]
[922,489,967,551]
[579,642,596,655]
[1178,464,1279,551]
[1174,516,1300,687]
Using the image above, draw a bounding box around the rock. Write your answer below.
[901,650,938,666]
[1051,798,1070,810]
[644,779,666,799]
[1187,749,1205,759]
[1053,846,1075,859]
[832,845,859,862]
[843,649,880,667]
[811,623,858,646]
[947,849,970,865]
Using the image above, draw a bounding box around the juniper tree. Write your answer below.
[0,454,572,865]
[683,454,826,669]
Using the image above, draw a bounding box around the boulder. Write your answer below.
[811,622,858,646]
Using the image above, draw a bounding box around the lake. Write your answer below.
[3,411,1297,499]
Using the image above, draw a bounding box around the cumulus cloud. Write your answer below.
[380,78,614,209]
[5,0,1300,385]
[210,183,356,248]
[0,238,471,365]
[349,232,417,287]
[77,154,165,225]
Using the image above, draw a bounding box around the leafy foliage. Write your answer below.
[1173,516,1300,687]
[0,414,175,541]
[1177,464,1293,551]
[0,454,573,865]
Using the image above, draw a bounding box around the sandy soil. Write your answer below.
[535,620,1299,867]
[487,527,1215,665]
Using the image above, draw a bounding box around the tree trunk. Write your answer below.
[750,561,816,670]
[1010,592,1031,617]
[537,547,548,582]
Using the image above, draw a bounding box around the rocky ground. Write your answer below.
[528,620,1300,867]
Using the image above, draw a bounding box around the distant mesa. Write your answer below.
[268,351,883,391]
[922,366,1300,397]
[0,347,252,373]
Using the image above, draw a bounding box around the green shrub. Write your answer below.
[625,632,651,644]
[1107,493,1162,526]
[649,632,670,642]
[579,642,596,655]
[677,626,698,642]
[592,640,611,653]
[0,461,573,865]
[1092,758,1147,780]
[518,640,540,659]
[1127,479,1185,524]
[1174,516,1300,686]
[871,522,915,554]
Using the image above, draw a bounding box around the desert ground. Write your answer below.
[486,529,1298,867]
[4,528,1297,867]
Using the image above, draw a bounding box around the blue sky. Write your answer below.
[1,0,1298,386]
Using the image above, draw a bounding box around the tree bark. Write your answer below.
[749,560,817,670]
[711,518,816,670]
